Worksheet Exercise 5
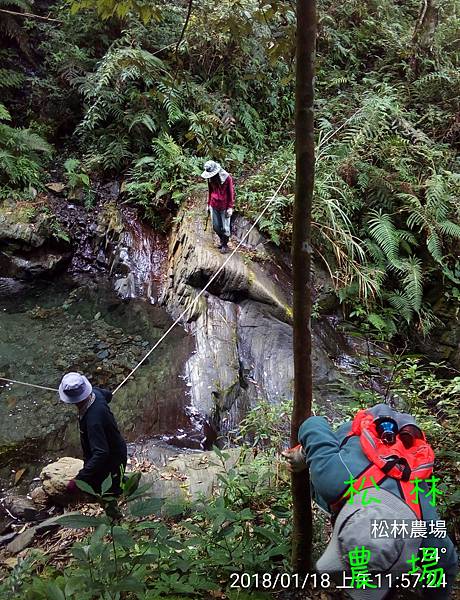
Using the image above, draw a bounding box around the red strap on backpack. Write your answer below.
[330,409,434,519]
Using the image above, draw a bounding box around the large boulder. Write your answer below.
[140,448,241,502]
[0,207,71,279]
[37,457,83,501]
[2,495,39,521]
[160,202,355,437]
[0,248,70,278]
[161,201,290,322]
[0,212,47,247]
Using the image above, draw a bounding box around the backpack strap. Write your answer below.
[398,480,423,519]
[330,462,423,520]
[380,455,412,481]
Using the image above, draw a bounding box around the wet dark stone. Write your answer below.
[0,532,16,546]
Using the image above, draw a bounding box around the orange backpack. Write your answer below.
[331,408,435,518]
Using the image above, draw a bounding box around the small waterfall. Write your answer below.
[112,208,168,303]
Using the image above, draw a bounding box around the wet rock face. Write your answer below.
[414,300,460,371]
[161,201,351,436]
[0,280,194,489]
[161,203,291,322]
[0,215,46,248]
[0,208,71,279]
[0,248,70,278]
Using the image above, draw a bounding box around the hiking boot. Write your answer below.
[220,245,230,254]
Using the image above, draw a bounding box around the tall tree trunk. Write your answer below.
[291,0,317,575]
[411,0,439,76]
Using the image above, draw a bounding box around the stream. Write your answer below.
[0,277,209,495]
[0,199,384,531]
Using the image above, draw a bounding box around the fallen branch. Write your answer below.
[0,8,62,23]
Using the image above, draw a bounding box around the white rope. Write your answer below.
[0,172,291,397]
[112,170,292,395]
[0,376,58,393]
[0,112,364,397]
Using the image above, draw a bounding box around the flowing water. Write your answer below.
[118,208,168,302]
[0,276,204,495]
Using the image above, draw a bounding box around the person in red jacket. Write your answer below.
[201,160,235,254]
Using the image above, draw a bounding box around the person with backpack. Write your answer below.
[201,160,235,254]
[59,372,127,496]
[283,404,458,599]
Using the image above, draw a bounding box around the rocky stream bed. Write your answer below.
[1,189,458,552]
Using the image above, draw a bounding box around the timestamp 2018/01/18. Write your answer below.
[229,572,447,591]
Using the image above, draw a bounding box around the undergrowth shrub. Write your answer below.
[0,103,52,199]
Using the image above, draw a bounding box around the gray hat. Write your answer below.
[201,160,221,179]
[316,488,422,600]
[59,372,92,404]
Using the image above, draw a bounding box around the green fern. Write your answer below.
[401,257,424,313]
[0,0,32,59]
[0,103,11,121]
[0,123,51,195]
[438,221,460,239]
[387,291,414,324]
[367,211,400,263]
[0,68,25,89]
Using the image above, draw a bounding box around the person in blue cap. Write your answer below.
[59,372,127,496]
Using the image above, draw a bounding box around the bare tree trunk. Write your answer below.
[411,0,439,75]
[291,0,317,576]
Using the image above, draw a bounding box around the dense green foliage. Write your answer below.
[238,0,460,334]
[0,447,293,600]
[1,359,458,598]
[0,102,52,198]
[2,0,457,332]
[0,1,458,596]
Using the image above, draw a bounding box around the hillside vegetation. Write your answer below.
[1,0,459,335]
[0,0,459,596]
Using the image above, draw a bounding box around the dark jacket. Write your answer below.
[77,387,127,494]
[299,416,458,599]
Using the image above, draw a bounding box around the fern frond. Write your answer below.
[0,103,11,121]
[9,129,52,154]
[397,229,418,246]
[387,291,413,323]
[438,220,460,239]
[406,210,426,231]
[0,0,30,9]
[0,68,25,89]
[367,210,400,261]
[426,230,443,263]
[401,257,423,313]
[425,174,449,217]
[364,239,386,264]
[127,113,157,134]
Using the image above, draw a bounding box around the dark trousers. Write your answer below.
[210,207,231,243]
